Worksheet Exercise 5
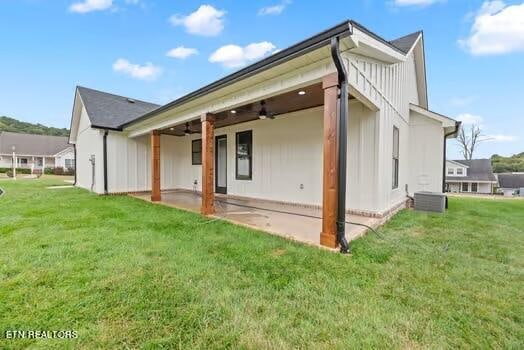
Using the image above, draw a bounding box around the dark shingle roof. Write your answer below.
[389,31,422,54]
[446,159,497,182]
[77,86,160,129]
[498,174,524,189]
[0,131,70,156]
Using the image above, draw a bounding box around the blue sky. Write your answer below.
[0,0,522,159]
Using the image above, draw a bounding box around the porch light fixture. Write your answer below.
[230,110,236,114]
[169,127,175,131]
[298,90,306,95]
[258,100,268,120]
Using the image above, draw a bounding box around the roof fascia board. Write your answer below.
[68,89,83,144]
[351,27,406,63]
[446,159,470,168]
[52,146,74,157]
[126,56,339,137]
[410,103,456,127]
[413,34,428,108]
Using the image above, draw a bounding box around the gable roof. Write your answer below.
[77,86,160,130]
[389,31,422,54]
[0,131,71,156]
[446,159,469,168]
[498,173,524,189]
[446,159,497,182]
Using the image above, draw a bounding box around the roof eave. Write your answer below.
[120,20,354,130]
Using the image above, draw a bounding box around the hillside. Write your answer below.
[0,116,69,137]
[491,153,524,173]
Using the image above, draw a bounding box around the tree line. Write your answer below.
[0,116,69,137]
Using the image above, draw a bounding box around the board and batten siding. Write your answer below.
[409,112,445,193]
[344,50,422,212]
[105,102,380,213]
[75,105,104,193]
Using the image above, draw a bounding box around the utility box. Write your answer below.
[414,192,446,213]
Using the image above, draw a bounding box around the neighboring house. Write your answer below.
[497,173,524,197]
[0,131,74,173]
[69,20,459,249]
[445,159,497,194]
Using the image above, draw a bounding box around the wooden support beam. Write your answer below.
[151,130,161,202]
[201,113,215,215]
[320,73,339,248]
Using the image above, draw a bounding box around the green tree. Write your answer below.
[0,116,69,137]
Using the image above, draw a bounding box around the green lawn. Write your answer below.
[0,178,523,349]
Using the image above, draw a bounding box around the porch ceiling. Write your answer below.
[160,83,355,136]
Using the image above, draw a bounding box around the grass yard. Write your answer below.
[0,178,523,349]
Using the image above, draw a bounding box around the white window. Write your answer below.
[471,183,478,192]
[65,159,75,169]
[447,168,454,175]
[462,182,469,192]
[392,126,399,189]
[456,168,464,175]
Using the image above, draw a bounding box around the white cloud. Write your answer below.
[456,113,484,125]
[393,0,442,7]
[166,46,198,59]
[258,0,291,15]
[69,0,113,13]
[170,5,226,37]
[209,42,276,68]
[459,1,524,55]
[485,134,517,142]
[112,58,161,80]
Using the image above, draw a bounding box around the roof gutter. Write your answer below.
[73,143,77,186]
[331,34,351,254]
[443,121,461,194]
[120,21,354,130]
[103,130,108,194]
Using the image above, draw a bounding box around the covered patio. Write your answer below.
[120,24,394,251]
[131,190,381,248]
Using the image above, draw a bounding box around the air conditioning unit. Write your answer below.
[414,192,446,213]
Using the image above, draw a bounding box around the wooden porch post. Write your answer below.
[320,73,340,248]
[151,130,161,202]
[201,113,215,215]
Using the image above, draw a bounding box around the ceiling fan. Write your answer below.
[184,122,200,135]
[258,100,275,120]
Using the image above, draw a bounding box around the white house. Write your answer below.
[445,159,497,194]
[69,20,459,250]
[0,131,75,173]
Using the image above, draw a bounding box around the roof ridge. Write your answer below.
[77,86,160,107]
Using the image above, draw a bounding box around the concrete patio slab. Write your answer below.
[131,190,381,249]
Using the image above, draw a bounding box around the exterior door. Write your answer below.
[215,135,227,194]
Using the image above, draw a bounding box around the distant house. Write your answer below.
[0,131,75,173]
[497,173,524,197]
[445,159,497,194]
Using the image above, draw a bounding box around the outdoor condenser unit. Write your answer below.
[414,192,446,213]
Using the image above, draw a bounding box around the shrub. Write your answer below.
[16,168,31,174]
[6,170,13,178]
[44,167,54,175]
[1,168,31,175]
[53,167,64,175]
